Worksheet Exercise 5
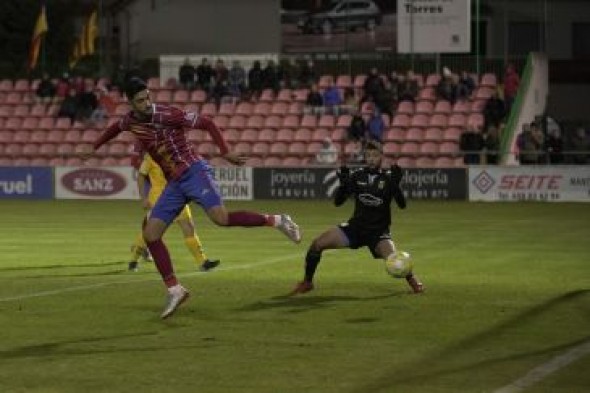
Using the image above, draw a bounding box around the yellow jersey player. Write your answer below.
[129,153,220,272]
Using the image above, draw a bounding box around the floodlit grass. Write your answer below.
[0,199,588,393]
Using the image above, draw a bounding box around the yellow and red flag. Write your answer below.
[69,10,98,69]
[28,4,48,71]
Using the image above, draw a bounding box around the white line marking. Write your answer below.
[493,340,590,393]
[0,253,300,303]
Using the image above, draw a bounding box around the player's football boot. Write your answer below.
[277,214,302,244]
[128,261,139,272]
[161,285,190,319]
[199,259,220,272]
[290,281,314,295]
[141,247,153,262]
[405,274,424,294]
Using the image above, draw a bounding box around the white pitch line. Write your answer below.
[493,340,590,393]
[0,253,300,303]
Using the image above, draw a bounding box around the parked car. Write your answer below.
[297,0,382,34]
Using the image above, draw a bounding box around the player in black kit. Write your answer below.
[291,140,424,295]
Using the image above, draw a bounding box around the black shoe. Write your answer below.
[128,261,139,272]
[199,259,220,272]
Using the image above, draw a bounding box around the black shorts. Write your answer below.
[337,222,392,259]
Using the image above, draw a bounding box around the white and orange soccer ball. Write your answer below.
[385,251,413,278]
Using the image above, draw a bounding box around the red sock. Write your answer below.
[146,239,177,287]
[227,211,274,227]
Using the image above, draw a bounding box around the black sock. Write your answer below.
[304,248,322,282]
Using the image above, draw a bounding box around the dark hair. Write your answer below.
[365,139,383,152]
[125,77,147,100]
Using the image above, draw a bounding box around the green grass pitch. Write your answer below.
[0,199,588,393]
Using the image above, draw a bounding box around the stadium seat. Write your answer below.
[282,156,301,167]
[172,90,189,103]
[415,101,434,114]
[200,102,217,116]
[475,87,493,100]
[471,99,487,113]
[331,128,346,141]
[47,130,65,144]
[453,157,465,167]
[246,115,264,129]
[259,89,275,102]
[424,127,443,141]
[31,157,50,166]
[235,102,253,115]
[287,142,306,155]
[64,130,82,143]
[344,141,359,155]
[257,128,275,142]
[300,114,317,128]
[419,141,439,155]
[21,143,39,156]
[277,89,293,102]
[147,77,160,89]
[391,114,410,128]
[429,114,448,128]
[13,157,31,166]
[223,128,240,143]
[46,104,60,116]
[425,73,441,87]
[415,156,434,167]
[397,101,414,114]
[245,156,263,167]
[434,100,452,114]
[184,103,200,113]
[282,115,300,128]
[396,157,415,168]
[190,90,207,103]
[383,142,400,155]
[336,74,352,89]
[155,90,171,103]
[240,129,258,142]
[0,106,12,117]
[318,114,335,128]
[480,73,497,87]
[276,128,294,142]
[448,114,466,128]
[318,75,334,89]
[6,92,22,105]
[467,113,485,129]
[100,157,118,166]
[108,143,127,156]
[306,142,322,155]
[39,143,57,155]
[228,115,247,129]
[13,105,29,117]
[30,104,46,117]
[336,114,352,127]
[287,102,303,115]
[218,102,235,115]
[30,130,47,143]
[13,130,30,143]
[353,74,367,89]
[264,115,282,128]
[400,142,419,155]
[0,79,13,91]
[81,129,100,143]
[5,117,22,130]
[385,127,405,142]
[418,87,436,101]
[253,102,271,115]
[405,128,424,141]
[439,142,459,155]
[57,143,74,155]
[63,157,82,166]
[212,115,229,128]
[269,142,288,155]
[292,89,309,102]
[442,127,462,142]
[198,141,220,155]
[434,157,454,167]
[251,142,270,155]
[452,100,471,114]
[263,156,281,167]
[294,128,312,141]
[187,129,203,142]
[271,102,288,115]
[312,128,331,142]
[410,114,429,128]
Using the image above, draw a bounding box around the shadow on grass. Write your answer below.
[349,289,590,393]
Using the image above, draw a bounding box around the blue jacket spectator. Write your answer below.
[322,81,342,114]
[367,110,385,142]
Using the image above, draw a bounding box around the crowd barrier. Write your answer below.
[0,166,588,202]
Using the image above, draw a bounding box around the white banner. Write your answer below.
[469,166,590,202]
[212,167,253,201]
[55,166,139,200]
[397,0,471,53]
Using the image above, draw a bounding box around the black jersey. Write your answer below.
[334,167,406,232]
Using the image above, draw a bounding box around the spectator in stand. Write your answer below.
[248,60,264,99]
[278,58,298,89]
[569,126,590,164]
[322,79,342,115]
[196,57,214,93]
[299,59,318,88]
[386,71,400,104]
[228,60,246,99]
[315,137,338,165]
[178,58,196,91]
[437,67,457,103]
[36,72,56,103]
[362,67,384,104]
[483,125,500,164]
[375,80,395,117]
[304,83,323,115]
[262,59,280,94]
[347,110,366,142]
[483,91,506,130]
[367,109,385,142]
[57,88,79,124]
[460,125,484,164]
[55,72,71,100]
[545,127,564,164]
[398,70,418,102]
[456,70,476,100]
[504,63,520,114]
[89,87,116,125]
[516,123,543,165]
[341,87,359,114]
[110,64,126,93]
[76,84,99,122]
[212,59,230,106]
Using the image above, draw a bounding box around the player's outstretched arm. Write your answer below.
[389,164,407,209]
[334,166,351,206]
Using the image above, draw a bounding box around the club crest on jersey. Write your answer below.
[358,193,383,206]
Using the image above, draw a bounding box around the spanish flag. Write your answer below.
[28,4,48,71]
[69,10,98,69]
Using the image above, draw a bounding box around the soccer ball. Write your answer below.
[385,251,413,278]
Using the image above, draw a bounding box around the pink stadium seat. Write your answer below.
[253,102,271,115]
[30,130,47,143]
[251,142,270,155]
[454,157,465,167]
[383,142,400,155]
[5,117,22,130]
[30,104,46,117]
[64,130,81,143]
[306,142,322,155]
[46,104,60,116]
[200,102,217,116]
[405,128,424,141]
[318,114,335,128]
[434,157,454,167]
[22,144,39,156]
[336,74,352,88]
[312,128,331,142]
[54,117,70,130]
[240,129,258,142]
[14,105,29,117]
[415,157,434,167]
[419,142,439,155]
[100,157,118,166]
[212,115,229,128]
[108,143,127,156]
[115,103,129,116]
[410,114,429,128]
[47,130,65,144]
[353,74,367,89]
[442,127,462,142]
[434,100,452,114]
[155,90,171,103]
[0,106,12,117]
[6,92,23,105]
[467,113,485,129]
[57,143,74,155]
[381,113,391,127]
[31,157,50,166]
[218,102,235,115]
[415,101,434,114]
[263,156,281,166]
[396,157,415,168]
[331,128,346,141]
[400,142,419,155]
[190,90,207,103]
[13,157,31,166]
[198,141,220,155]
[48,157,66,166]
[475,87,493,100]
[228,115,247,129]
[288,142,306,155]
[294,128,312,141]
[480,73,497,87]
[81,129,100,143]
[318,75,334,89]
[235,102,253,115]
[282,156,302,167]
[13,130,30,143]
[257,128,275,142]
[39,143,57,155]
[277,89,293,102]
[276,128,294,142]
[424,127,443,141]
[259,89,275,102]
[147,77,160,89]
[439,142,459,155]
[385,127,405,142]
[282,115,300,128]
[0,79,13,91]
[471,99,487,113]
[223,128,239,143]
[187,129,203,142]
[288,102,304,115]
[172,90,189,103]
[245,156,263,167]
[74,144,92,155]
[184,103,200,113]
[300,114,317,128]
[271,102,288,115]
[292,89,309,102]
[246,115,264,129]
[425,73,441,87]
[418,87,436,101]
[264,115,282,128]
[452,100,471,114]
[391,114,410,128]
[397,101,414,114]
[269,142,288,155]
[448,114,466,128]
[64,157,83,166]
[429,114,448,128]
[82,157,99,166]
[344,141,359,155]
[336,114,352,127]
